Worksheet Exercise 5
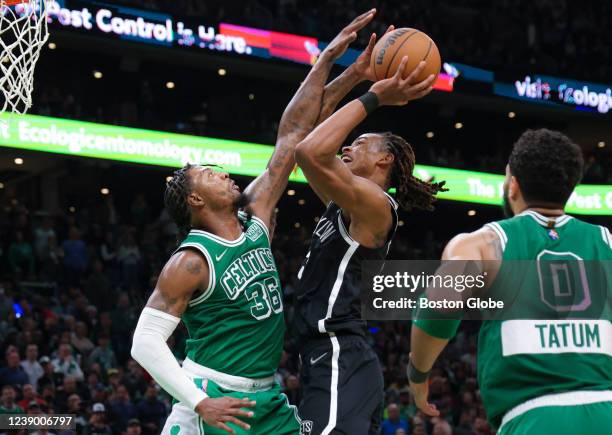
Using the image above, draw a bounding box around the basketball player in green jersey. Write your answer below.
[130,10,386,435]
[409,129,612,434]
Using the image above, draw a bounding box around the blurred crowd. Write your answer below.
[0,181,491,434]
[109,0,612,82]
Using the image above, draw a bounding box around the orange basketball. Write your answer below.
[370,28,441,83]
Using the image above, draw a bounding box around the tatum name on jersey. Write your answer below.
[177,211,284,379]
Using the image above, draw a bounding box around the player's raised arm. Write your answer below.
[409,228,499,417]
[131,250,255,434]
[295,58,436,229]
[243,9,378,228]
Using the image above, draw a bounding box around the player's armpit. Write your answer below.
[146,249,209,317]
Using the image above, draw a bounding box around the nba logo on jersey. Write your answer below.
[548,229,559,240]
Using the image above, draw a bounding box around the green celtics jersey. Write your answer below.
[177,212,284,379]
[479,210,612,427]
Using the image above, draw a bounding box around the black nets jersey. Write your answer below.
[292,193,399,341]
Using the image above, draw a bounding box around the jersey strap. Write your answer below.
[600,226,612,249]
[177,240,216,306]
[518,210,573,228]
[483,222,508,252]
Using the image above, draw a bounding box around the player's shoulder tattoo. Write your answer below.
[481,228,503,260]
[184,257,203,275]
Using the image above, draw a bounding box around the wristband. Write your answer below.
[358,91,379,115]
[407,358,430,384]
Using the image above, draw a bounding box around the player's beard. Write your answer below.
[502,189,514,218]
[233,191,251,210]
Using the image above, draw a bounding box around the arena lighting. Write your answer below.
[598,141,606,148]
[287,189,295,196]
[398,220,405,227]
[298,199,305,205]
[294,222,301,228]
[426,131,434,139]
[508,111,516,118]
[93,71,103,79]
[314,216,319,222]
[69,206,76,213]
[14,157,23,165]
[249,93,255,100]
[166,81,175,89]
[101,187,110,195]
[0,182,4,189]
[48,42,56,50]
[0,113,610,215]
[454,122,463,129]
[166,176,173,182]
[468,209,477,216]
[218,68,227,76]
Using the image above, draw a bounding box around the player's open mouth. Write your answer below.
[341,155,352,162]
[230,180,240,191]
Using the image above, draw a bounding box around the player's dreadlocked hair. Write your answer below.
[164,163,195,242]
[379,132,447,211]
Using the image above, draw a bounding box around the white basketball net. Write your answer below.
[0,0,49,114]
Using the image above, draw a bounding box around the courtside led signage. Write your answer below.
[1,113,610,215]
[495,75,612,114]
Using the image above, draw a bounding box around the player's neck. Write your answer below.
[523,206,565,217]
[194,210,242,239]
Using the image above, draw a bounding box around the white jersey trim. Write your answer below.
[182,357,275,392]
[519,210,573,227]
[317,218,359,333]
[499,390,612,432]
[600,226,612,248]
[189,229,246,247]
[179,243,216,306]
[320,334,340,435]
[484,222,507,252]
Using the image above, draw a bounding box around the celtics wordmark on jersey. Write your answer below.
[176,212,285,379]
[478,210,612,427]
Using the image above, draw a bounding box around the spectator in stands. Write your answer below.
[109,384,138,432]
[117,234,141,289]
[382,403,410,435]
[61,227,88,285]
[17,384,45,410]
[0,351,29,387]
[52,344,84,382]
[433,418,453,435]
[85,260,114,312]
[34,217,56,260]
[89,335,117,373]
[126,418,142,435]
[83,402,113,435]
[20,344,44,389]
[72,321,95,357]
[110,293,138,363]
[136,385,166,435]
[0,385,23,414]
[67,393,88,433]
[8,231,35,278]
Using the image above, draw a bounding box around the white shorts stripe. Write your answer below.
[321,334,340,435]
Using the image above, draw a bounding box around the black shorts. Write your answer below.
[298,334,384,435]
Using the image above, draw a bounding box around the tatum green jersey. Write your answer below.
[479,210,612,427]
[177,212,285,379]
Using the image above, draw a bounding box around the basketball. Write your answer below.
[370,27,441,82]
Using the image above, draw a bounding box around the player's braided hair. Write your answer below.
[380,132,447,211]
[164,163,195,242]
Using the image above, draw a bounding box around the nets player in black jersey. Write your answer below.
[293,56,446,434]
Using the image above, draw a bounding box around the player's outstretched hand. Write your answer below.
[369,56,436,106]
[353,25,395,81]
[195,396,256,434]
[409,379,440,417]
[319,8,376,62]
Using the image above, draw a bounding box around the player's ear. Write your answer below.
[187,191,205,208]
[508,175,521,201]
[378,150,395,168]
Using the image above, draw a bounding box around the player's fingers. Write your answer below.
[403,61,426,85]
[394,56,409,80]
[365,33,377,52]
[229,407,255,418]
[214,422,235,435]
[224,416,252,430]
[229,398,256,408]
[411,74,436,92]
[347,8,376,32]
[385,24,395,35]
